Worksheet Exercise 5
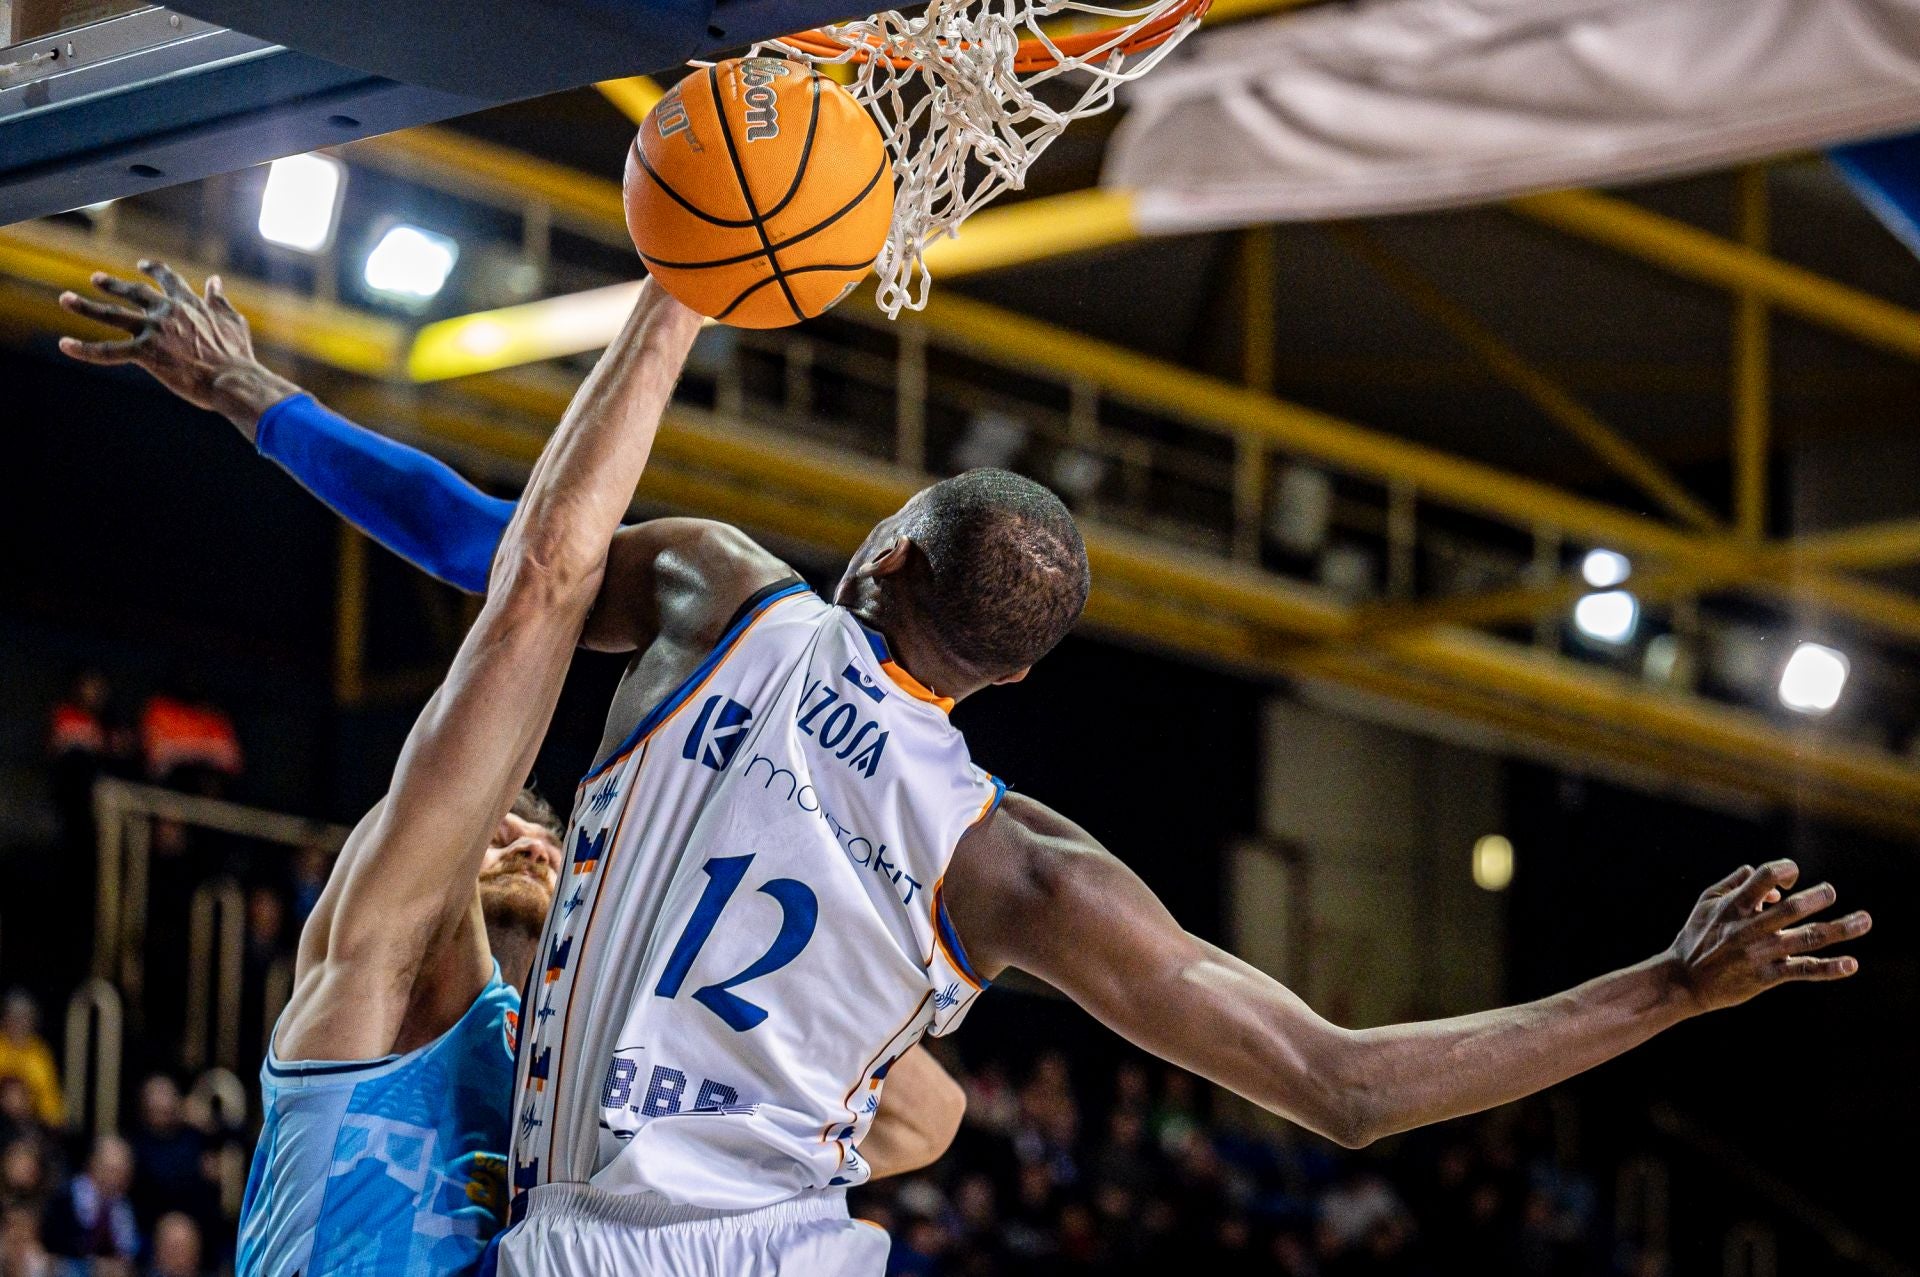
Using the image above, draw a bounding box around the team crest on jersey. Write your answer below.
[841,662,886,704]
[503,1009,519,1054]
[684,694,754,771]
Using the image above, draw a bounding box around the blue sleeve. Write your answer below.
[256,393,516,595]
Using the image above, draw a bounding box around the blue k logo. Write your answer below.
[683,695,754,771]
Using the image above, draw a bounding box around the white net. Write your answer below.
[754,0,1209,317]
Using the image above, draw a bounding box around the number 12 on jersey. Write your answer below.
[654,855,818,1031]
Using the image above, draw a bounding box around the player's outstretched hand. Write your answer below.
[57,261,296,434]
[1666,859,1871,1014]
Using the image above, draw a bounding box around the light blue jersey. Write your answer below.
[237,968,519,1277]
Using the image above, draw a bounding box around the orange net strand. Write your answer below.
[777,0,1209,71]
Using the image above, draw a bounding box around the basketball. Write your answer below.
[623,58,895,328]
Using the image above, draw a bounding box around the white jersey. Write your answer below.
[508,582,1003,1215]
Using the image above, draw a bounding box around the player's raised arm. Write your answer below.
[60,262,515,593]
[945,794,1870,1149]
[276,282,703,1062]
[58,262,788,649]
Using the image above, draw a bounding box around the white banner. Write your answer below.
[1106,0,1920,232]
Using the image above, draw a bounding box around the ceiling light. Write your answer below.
[1472,835,1514,891]
[1573,590,1638,645]
[1778,642,1848,714]
[1581,548,1631,588]
[364,225,459,300]
[258,153,345,253]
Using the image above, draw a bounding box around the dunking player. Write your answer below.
[57,266,962,1276]
[69,268,1871,1276]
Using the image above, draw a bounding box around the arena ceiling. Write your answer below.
[6,1,1920,836]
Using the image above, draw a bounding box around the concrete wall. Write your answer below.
[1232,697,1508,1031]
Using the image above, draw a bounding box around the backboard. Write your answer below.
[0,0,853,225]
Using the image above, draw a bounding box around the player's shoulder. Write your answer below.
[633,518,799,639]
[945,792,1106,980]
[954,793,1103,901]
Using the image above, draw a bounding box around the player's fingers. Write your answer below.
[1758,882,1838,931]
[1776,955,1859,982]
[1776,911,1871,955]
[57,335,143,365]
[58,291,148,333]
[91,271,164,309]
[1703,865,1752,899]
[1731,859,1797,910]
[205,274,240,315]
[1757,887,1782,911]
[141,259,192,300]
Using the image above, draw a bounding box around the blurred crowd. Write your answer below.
[852,1051,1661,1277]
[0,670,296,1276]
[2,987,232,1277]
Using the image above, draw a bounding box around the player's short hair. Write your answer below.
[903,469,1089,675]
[511,786,563,842]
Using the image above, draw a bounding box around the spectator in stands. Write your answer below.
[0,1199,51,1277]
[138,687,242,797]
[40,1135,137,1269]
[48,667,125,834]
[0,1082,39,1155]
[0,996,60,1130]
[143,1213,204,1277]
[126,1078,214,1242]
[1,1138,50,1214]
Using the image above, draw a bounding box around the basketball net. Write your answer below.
[756,0,1210,317]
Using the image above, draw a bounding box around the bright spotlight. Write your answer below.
[258,153,345,253]
[1573,590,1638,645]
[1581,548,1631,588]
[1472,835,1515,892]
[364,225,459,300]
[1778,642,1849,714]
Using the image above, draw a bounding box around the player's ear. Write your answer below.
[865,535,913,577]
[990,667,1030,686]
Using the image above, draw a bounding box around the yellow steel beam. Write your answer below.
[345,128,630,248]
[914,289,1715,562]
[1292,651,1920,837]
[1732,167,1771,540]
[0,221,406,377]
[410,282,646,381]
[395,261,1920,643]
[1510,188,1920,364]
[1788,518,1920,572]
[597,76,667,124]
[923,188,1143,280]
[15,206,1920,651]
[1332,223,1723,532]
[364,125,1920,377]
[331,373,1920,830]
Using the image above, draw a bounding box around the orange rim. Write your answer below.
[776,0,1209,73]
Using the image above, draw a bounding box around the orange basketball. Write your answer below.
[624,58,894,329]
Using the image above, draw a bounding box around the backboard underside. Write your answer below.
[0,0,855,225]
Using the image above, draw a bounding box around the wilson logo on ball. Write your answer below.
[740,59,790,142]
[654,88,701,152]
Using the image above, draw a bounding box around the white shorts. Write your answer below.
[494,1184,890,1277]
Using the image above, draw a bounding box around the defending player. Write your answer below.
[68,268,1873,1276]
[58,266,961,1275]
